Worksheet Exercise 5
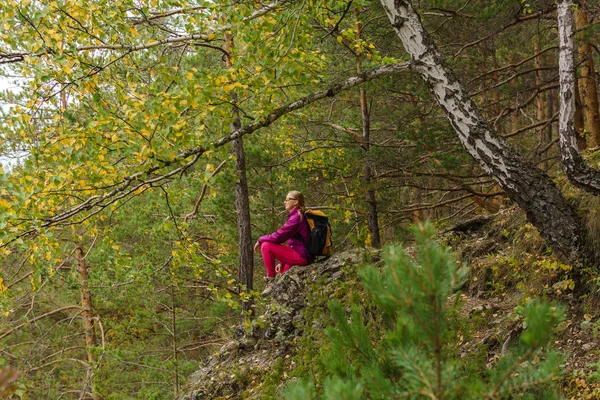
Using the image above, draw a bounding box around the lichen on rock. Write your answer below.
[178,248,381,400]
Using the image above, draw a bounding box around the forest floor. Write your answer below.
[180,207,600,399]
[447,208,600,399]
[458,292,600,398]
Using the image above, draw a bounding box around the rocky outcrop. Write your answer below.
[178,248,381,400]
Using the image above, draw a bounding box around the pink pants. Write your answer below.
[260,242,307,278]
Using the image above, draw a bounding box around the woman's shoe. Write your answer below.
[261,278,274,297]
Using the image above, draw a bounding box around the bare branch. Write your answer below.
[0,61,409,245]
[131,5,208,25]
[467,46,558,85]
[502,113,558,138]
[0,306,82,341]
[453,9,553,58]
[1,1,290,64]
[184,160,227,222]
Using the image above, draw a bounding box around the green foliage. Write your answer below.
[285,222,566,399]
[1,0,598,397]
[282,378,318,400]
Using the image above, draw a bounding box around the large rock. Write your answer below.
[178,248,381,400]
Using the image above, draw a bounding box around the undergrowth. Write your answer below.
[280,223,566,399]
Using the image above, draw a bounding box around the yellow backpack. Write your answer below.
[303,209,332,257]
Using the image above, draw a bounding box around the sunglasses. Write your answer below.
[284,197,297,202]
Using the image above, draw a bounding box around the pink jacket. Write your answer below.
[258,207,313,262]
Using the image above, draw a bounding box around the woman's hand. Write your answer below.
[253,241,261,253]
[275,263,282,273]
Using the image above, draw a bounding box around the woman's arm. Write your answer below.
[258,212,302,244]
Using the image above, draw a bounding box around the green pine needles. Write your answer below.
[284,222,566,400]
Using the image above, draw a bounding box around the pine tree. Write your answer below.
[284,222,565,399]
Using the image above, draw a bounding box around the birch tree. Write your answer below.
[378,0,597,266]
[556,0,600,195]
[0,0,598,273]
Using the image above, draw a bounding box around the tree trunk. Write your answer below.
[225,34,254,310]
[534,38,550,169]
[380,0,589,266]
[170,283,179,398]
[575,0,600,147]
[75,244,98,400]
[547,86,555,144]
[357,12,381,249]
[232,135,254,295]
[575,77,587,150]
[360,88,381,248]
[75,245,96,363]
[557,0,600,195]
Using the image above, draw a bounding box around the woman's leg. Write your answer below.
[260,242,307,277]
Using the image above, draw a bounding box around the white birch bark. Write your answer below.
[379,0,588,266]
[557,0,600,194]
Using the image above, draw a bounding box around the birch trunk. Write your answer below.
[557,0,600,195]
[380,0,588,266]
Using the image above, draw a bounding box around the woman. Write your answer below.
[253,190,314,297]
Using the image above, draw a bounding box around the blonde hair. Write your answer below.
[287,190,305,218]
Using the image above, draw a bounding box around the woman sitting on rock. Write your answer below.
[253,190,314,297]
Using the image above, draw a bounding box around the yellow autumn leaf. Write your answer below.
[223,83,236,93]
